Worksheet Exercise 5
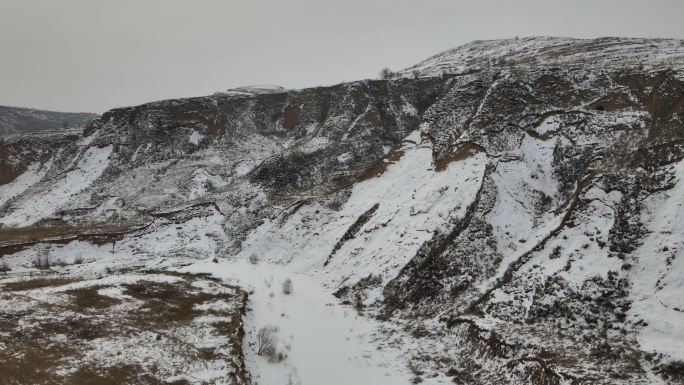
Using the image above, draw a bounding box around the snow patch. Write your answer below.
[0,146,113,227]
[180,259,414,385]
[0,160,52,207]
[189,131,204,145]
[629,160,684,361]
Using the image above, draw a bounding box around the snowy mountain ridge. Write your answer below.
[1,37,684,384]
[0,105,98,135]
[402,36,684,78]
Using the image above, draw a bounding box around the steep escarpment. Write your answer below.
[1,37,684,384]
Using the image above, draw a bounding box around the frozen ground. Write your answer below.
[181,259,422,385]
[0,268,249,385]
[0,252,442,385]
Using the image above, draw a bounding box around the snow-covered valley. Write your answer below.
[2,37,684,384]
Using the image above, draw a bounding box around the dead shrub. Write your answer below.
[257,325,277,359]
[256,325,287,362]
[282,278,293,295]
[32,254,51,270]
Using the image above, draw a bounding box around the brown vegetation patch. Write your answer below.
[0,157,23,186]
[0,273,249,384]
[122,281,217,324]
[0,342,76,385]
[39,315,110,341]
[358,145,407,182]
[282,106,302,130]
[67,286,121,310]
[434,142,485,172]
[525,129,554,141]
[2,277,80,291]
[66,364,171,385]
[0,222,149,257]
[0,140,40,186]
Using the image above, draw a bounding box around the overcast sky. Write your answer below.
[1,0,683,113]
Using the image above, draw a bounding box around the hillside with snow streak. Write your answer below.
[1,37,684,384]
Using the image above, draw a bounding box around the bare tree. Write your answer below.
[379,67,394,80]
[256,325,287,362]
[257,325,277,356]
[32,244,52,270]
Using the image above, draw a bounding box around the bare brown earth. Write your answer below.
[0,222,149,257]
[0,270,249,385]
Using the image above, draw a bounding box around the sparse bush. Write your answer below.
[257,325,277,356]
[282,278,293,295]
[53,259,68,267]
[412,70,420,79]
[256,325,288,362]
[32,254,52,270]
[249,253,259,265]
[380,67,394,80]
[286,367,301,385]
[0,260,11,273]
[32,244,52,270]
[73,254,84,265]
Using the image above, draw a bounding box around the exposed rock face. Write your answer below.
[1,37,684,384]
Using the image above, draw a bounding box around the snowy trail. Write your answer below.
[181,259,415,385]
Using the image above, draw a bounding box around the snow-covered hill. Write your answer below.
[0,105,98,135]
[1,37,684,384]
[402,36,684,79]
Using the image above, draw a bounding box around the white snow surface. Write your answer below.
[0,160,51,207]
[189,130,205,145]
[629,160,684,360]
[181,259,419,385]
[233,130,487,295]
[0,145,113,227]
[487,134,563,283]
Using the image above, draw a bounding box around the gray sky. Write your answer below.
[1,0,683,113]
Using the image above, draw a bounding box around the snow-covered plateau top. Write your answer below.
[402,36,684,78]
